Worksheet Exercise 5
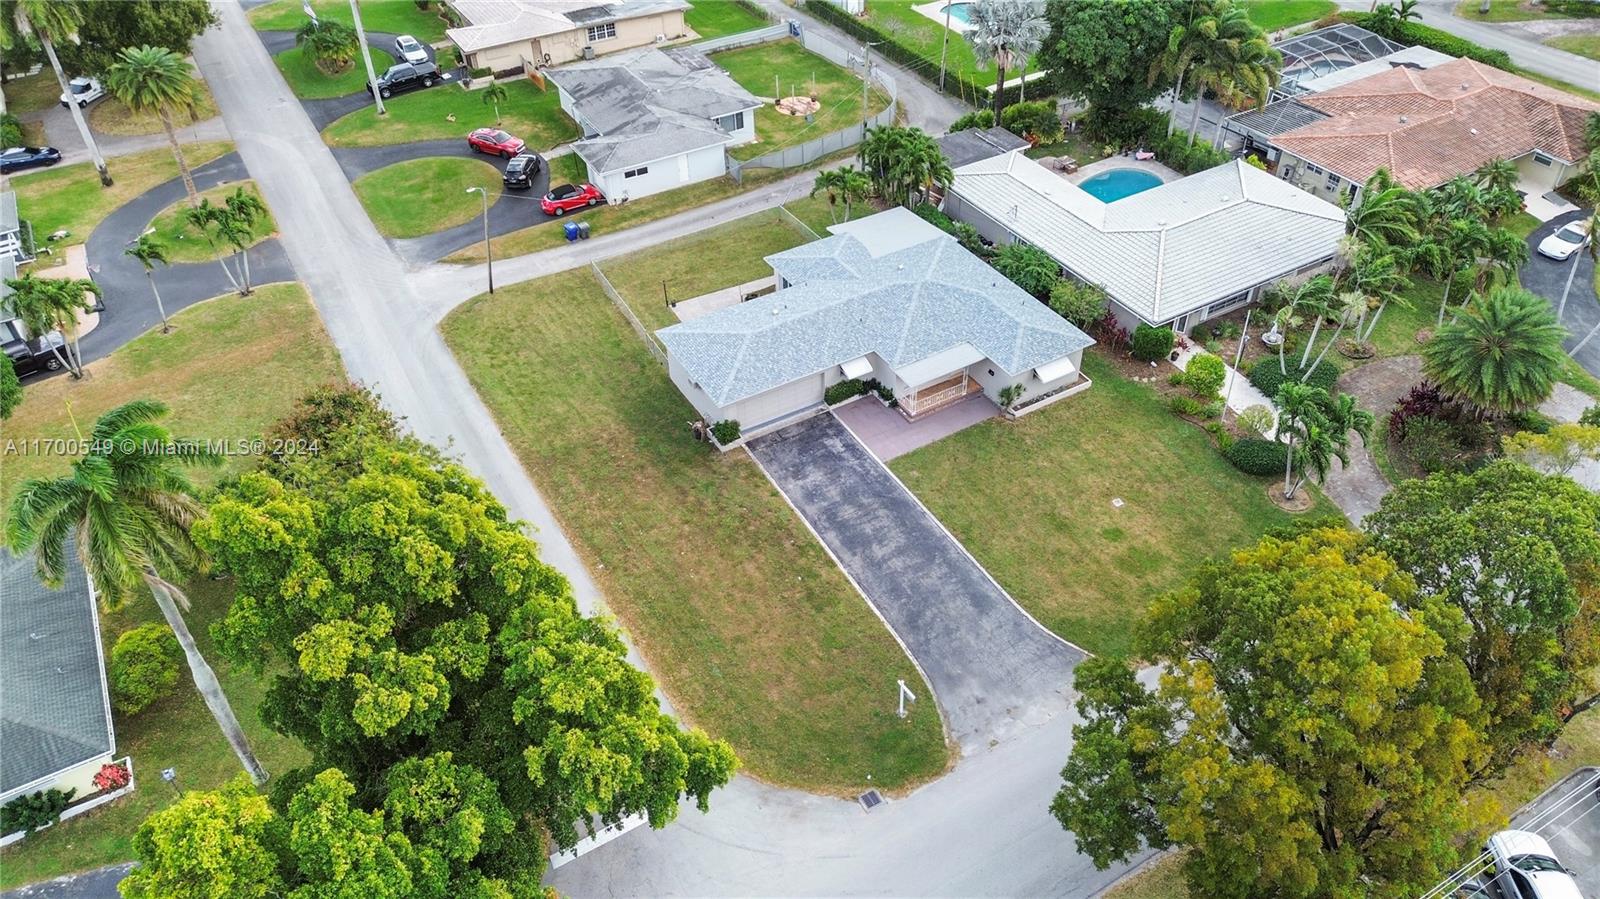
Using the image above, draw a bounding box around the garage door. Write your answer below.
[738,373,825,429]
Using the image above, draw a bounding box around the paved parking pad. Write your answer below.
[747,413,1082,753]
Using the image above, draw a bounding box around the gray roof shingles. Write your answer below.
[936,127,1031,168]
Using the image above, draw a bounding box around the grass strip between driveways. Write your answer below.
[353,156,503,239]
[890,352,1341,658]
[441,266,950,793]
[322,80,579,150]
[144,180,276,265]
[273,45,394,99]
[248,0,450,44]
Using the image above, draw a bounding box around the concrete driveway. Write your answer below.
[1521,209,1599,380]
[747,413,1083,754]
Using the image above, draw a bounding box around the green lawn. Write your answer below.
[686,0,768,38]
[782,193,842,236]
[890,352,1340,657]
[859,0,1030,90]
[597,208,814,331]
[145,181,276,265]
[248,0,450,43]
[712,39,891,162]
[11,142,235,250]
[441,265,950,792]
[273,45,393,99]
[352,157,502,238]
[2,71,62,115]
[1107,855,1190,899]
[548,152,588,187]
[322,80,579,150]
[1240,0,1338,31]
[1547,33,1600,60]
[1452,0,1571,21]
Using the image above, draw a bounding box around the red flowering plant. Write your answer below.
[92,762,130,792]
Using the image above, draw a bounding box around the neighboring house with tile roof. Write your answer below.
[1,548,118,815]
[447,0,689,75]
[1263,57,1600,206]
[658,207,1094,436]
[545,46,761,201]
[944,154,1346,336]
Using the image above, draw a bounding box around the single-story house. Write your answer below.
[945,154,1347,336]
[1,191,30,265]
[447,0,690,77]
[658,207,1095,438]
[545,46,761,202]
[1,549,117,814]
[1234,56,1600,206]
[936,126,1030,168]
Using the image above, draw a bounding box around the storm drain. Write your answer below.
[857,789,884,811]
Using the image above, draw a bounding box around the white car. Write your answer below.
[1538,220,1592,262]
[394,34,430,65]
[1485,830,1583,899]
[59,76,104,109]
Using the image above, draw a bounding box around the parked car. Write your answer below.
[0,146,62,173]
[502,153,542,189]
[468,128,526,158]
[394,34,429,65]
[1538,220,1592,262]
[1485,830,1582,899]
[1,318,66,378]
[59,76,104,109]
[540,183,603,216]
[367,61,438,99]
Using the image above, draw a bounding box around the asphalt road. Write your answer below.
[1411,0,1600,89]
[1521,210,1599,380]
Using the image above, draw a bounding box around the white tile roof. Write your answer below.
[949,155,1347,324]
[657,207,1094,406]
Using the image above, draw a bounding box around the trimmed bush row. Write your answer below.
[1246,358,1340,399]
[1226,437,1289,476]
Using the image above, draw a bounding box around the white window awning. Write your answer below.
[1034,356,1078,383]
[840,356,874,380]
[893,342,986,388]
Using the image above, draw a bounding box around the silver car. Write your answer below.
[394,34,429,65]
[1485,830,1582,899]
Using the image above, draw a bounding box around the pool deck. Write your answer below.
[1068,156,1182,187]
[912,0,972,32]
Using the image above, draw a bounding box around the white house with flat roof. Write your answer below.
[944,154,1348,336]
[658,207,1095,438]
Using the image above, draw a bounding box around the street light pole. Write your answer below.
[349,0,385,116]
[466,187,493,294]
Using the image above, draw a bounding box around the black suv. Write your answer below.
[502,153,542,189]
[368,62,438,99]
[1,318,66,377]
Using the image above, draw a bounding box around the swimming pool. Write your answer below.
[942,2,973,24]
[1078,168,1164,203]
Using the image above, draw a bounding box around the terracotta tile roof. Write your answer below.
[1273,57,1600,189]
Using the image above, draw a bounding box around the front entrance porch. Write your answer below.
[833,393,998,461]
[901,370,984,418]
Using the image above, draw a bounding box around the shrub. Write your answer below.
[1505,409,1553,435]
[1181,353,1227,399]
[710,419,740,445]
[1000,384,1027,409]
[93,762,131,792]
[1001,101,1063,144]
[949,109,995,133]
[1237,404,1276,438]
[1202,400,1224,419]
[1082,104,1167,148]
[1581,405,1600,427]
[1387,382,1455,444]
[1247,358,1338,399]
[876,383,896,405]
[950,221,989,256]
[1093,310,1130,351]
[1225,437,1290,476]
[1048,280,1108,329]
[1169,395,1206,417]
[1152,133,1230,175]
[0,789,75,835]
[1341,12,1514,68]
[1396,416,1465,474]
[1130,324,1175,362]
[109,624,181,716]
[912,202,954,233]
[825,379,869,405]
[992,242,1060,298]
[0,112,22,149]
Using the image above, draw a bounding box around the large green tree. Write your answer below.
[1366,461,1600,766]
[53,0,214,77]
[1040,0,1185,113]
[190,388,736,878]
[858,125,951,207]
[1051,526,1493,899]
[1422,286,1566,416]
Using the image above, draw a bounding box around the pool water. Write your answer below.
[942,2,973,24]
[1078,168,1164,203]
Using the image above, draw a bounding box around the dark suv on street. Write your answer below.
[368,61,439,99]
[1,317,66,377]
[502,153,542,189]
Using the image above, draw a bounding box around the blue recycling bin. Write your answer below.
[563,221,580,242]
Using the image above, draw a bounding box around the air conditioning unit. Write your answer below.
[582,45,595,60]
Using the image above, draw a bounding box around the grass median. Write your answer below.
[353,157,502,238]
[441,265,950,792]
[87,80,220,137]
[144,181,275,264]
[272,45,394,99]
[322,80,578,150]
[248,0,450,43]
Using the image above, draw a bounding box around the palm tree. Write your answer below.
[838,166,870,222]
[1148,0,1218,139]
[1184,4,1280,146]
[1393,0,1422,22]
[125,235,172,333]
[859,125,951,207]
[1344,174,1420,248]
[1294,277,1339,370]
[1475,158,1518,195]
[184,199,242,293]
[213,209,255,296]
[294,18,358,74]
[1,1,111,186]
[1348,246,1412,343]
[1275,383,1372,499]
[103,46,202,207]
[963,0,1049,123]
[7,400,268,785]
[1422,286,1567,417]
[1475,226,1530,293]
[2,273,100,378]
[810,168,847,224]
[481,81,508,126]
[1434,176,1487,221]
[1429,217,1490,327]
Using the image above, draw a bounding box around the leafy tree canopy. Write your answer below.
[1039,0,1187,111]
[1052,526,1494,899]
[0,353,19,420]
[56,0,215,76]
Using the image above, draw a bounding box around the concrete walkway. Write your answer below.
[1171,346,1277,437]
[834,394,998,461]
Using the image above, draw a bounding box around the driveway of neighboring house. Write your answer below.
[0,863,129,899]
[746,413,1083,754]
[1320,355,1422,523]
[28,101,231,168]
[1523,209,1600,381]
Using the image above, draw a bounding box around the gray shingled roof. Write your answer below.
[937,127,1030,168]
[1,548,114,800]
[546,47,760,173]
[657,207,1094,406]
[950,155,1347,324]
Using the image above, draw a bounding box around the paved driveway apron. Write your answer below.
[748,414,1082,753]
[1523,209,1600,381]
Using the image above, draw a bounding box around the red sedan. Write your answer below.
[467,128,525,158]
[540,182,604,216]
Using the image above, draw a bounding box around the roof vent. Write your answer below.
[1460,82,1470,91]
[1398,115,1408,124]
[1469,127,1479,135]
[1220,194,1230,202]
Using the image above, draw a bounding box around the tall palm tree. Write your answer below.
[1422,286,1567,417]
[103,46,202,207]
[125,235,172,333]
[1429,217,1490,326]
[1275,383,1372,499]
[1184,3,1279,146]
[1475,226,1530,293]
[184,199,242,294]
[1474,158,1518,195]
[1,0,111,186]
[481,81,508,126]
[7,400,268,785]
[810,168,847,224]
[963,0,1049,123]
[223,188,268,295]
[213,210,255,296]
[2,273,99,378]
[859,125,951,207]
[837,166,870,222]
[1148,0,1218,139]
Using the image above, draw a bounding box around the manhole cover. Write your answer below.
[857,789,884,811]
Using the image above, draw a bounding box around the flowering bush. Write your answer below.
[93,762,130,792]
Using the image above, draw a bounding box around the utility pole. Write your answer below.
[349,0,385,116]
[939,3,951,92]
[862,42,872,125]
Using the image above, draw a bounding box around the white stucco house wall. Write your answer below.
[544,46,761,202]
[658,207,1095,438]
[447,0,690,76]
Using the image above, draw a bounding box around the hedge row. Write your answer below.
[1226,437,1289,476]
[1246,358,1340,399]
[1338,12,1514,69]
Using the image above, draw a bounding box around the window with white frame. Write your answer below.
[586,22,616,42]
[624,166,649,178]
[1304,162,1325,175]
[1325,171,1341,191]
[716,111,745,132]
